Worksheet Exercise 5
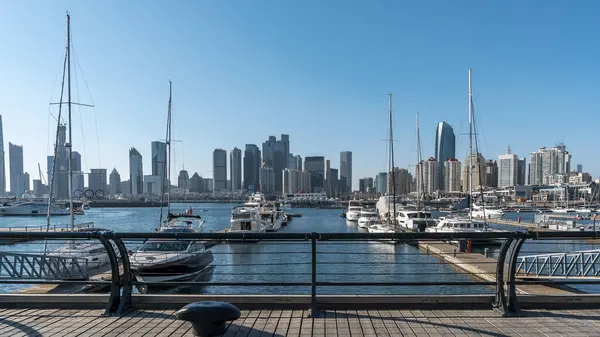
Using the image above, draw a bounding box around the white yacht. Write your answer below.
[470,204,505,219]
[130,228,214,293]
[259,202,283,232]
[396,210,436,232]
[357,209,380,228]
[345,200,363,221]
[551,207,576,213]
[426,217,505,244]
[229,205,266,233]
[0,201,69,216]
[367,223,395,233]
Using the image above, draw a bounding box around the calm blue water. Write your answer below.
[0,204,598,294]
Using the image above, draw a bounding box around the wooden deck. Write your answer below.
[1,308,600,336]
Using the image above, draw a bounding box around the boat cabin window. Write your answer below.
[188,242,206,253]
[138,241,189,252]
[241,222,252,231]
[233,213,252,219]
[89,248,106,254]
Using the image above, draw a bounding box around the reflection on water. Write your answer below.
[0,204,599,294]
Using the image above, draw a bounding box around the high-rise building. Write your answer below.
[178,170,190,189]
[33,179,44,197]
[259,164,275,193]
[359,177,374,193]
[340,151,352,193]
[376,172,387,194]
[304,156,325,192]
[190,173,204,193]
[243,144,261,192]
[415,158,440,194]
[262,136,287,192]
[387,168,412,195]
[89,169,107,194]
[120,180,131,194]
[498,147,518,188]
[287,153,297,169]
[283,168,303,194]
[9,143,24,196]
[129,148,143,195]
[23,172,30,191]
[73,172,84,194]
[517,158,527,186]
[529,144,571,185]
[72,151,81,172]
[151,141,167,192]
[295,155,303,171]
[444,158,461,192]
[203,178,213,193]
[577,164,583,174]
[230,147,242,191]
[485,160,499,188]
[461,152,486,193]
[212,149,227,191]
[143,175,161,195]
[109,168,121,195]
[435,122,455,191]
[0,115,5,196]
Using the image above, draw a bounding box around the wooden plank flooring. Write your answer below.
[1,308,600,336]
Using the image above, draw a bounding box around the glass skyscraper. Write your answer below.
[434,122,455,191]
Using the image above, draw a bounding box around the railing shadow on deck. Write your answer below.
[1,230,600,317]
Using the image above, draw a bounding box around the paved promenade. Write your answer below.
[1,308,599,336]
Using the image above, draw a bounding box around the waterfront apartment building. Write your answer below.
[262,135,288,193]
[230,147,242,191]
[129,148,143,195]
[304,156,325,193]
[517,158,527,186]
[435,122,455,192]
[485,160,499,188]
[259,164,275,193]
[444,158,461,192]
[109,169,121,195]
[498,147,518,188]
[339,151,352,193]
[461,152,486,193]
[9,142,24,196]
[529,144,571,185]
[243,144,261,192]
[89,169,107,193]
[359,177,374,193]
[415,158,439,195]
[376,172,387,194]
[213,149,227,192]
[151,141,167,191]
[387,167,412,195]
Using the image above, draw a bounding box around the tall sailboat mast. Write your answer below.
[388,93,396,226]
[166,81,172,215]
[66,13,75,229]
[468,68,473,221]
[416,112,422,211]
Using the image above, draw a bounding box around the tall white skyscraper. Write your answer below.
[498,146,518,188]
[9,143,24,196]
[0,115,5,196]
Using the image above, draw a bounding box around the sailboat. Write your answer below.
[368,93,396,234]
[397,113,435,232]
[46,13,110,269]
[130,82,213,293]
[427,69,504,242]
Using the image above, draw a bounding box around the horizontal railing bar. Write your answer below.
[131,281,312,286]
[130,281,494,287]
[0,280,111,285]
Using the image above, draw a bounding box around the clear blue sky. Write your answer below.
[1,1,599,191]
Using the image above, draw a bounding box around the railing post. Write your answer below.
[113,236,132,315]
[493,236,514,316]
[97,232,121,316]
[506,233,528,316]
[310,232,318,317]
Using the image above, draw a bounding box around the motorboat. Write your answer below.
[164,212,205,231]
[357,209,379,228]
[259,202,283,232]
[551,207,576,213]
[345,200,363,221]
[396,210,436,232]
[130,229,214,293]
[229,205,266,234]
[425,217,506,244]
[367,223,395,233]
[0,201,70,216]
[470,204,504,219]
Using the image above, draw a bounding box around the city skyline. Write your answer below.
[2,2,600,192]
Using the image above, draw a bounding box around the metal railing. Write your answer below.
[517,249,600,278]
[0,230,600,317]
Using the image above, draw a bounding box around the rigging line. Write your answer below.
[47,51,67,155]
[72,51,89,172]
[44,51,68,254]
[472,105,487,225]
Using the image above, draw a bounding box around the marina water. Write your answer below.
[1,204,599,294]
